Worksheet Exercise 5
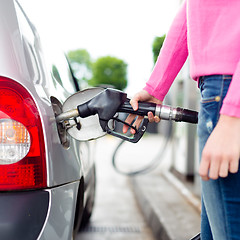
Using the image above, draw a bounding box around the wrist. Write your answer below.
[219,114,240,128]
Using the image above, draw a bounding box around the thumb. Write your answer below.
[130,98,139,111]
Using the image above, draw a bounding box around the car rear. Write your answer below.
[0,76,50,239]
[0,1,88,239]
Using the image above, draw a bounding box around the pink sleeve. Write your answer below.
[144,0,188,101]
[220,61,240,118]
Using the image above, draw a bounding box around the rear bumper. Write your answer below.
[0,190,49,240]
[0,181,79,240]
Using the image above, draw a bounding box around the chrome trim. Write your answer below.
[172,108,177,120]
[159,105,171,120]
[155,104,161,117]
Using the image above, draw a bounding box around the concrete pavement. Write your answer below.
[77,136,156,240]
[130,172,201,240]
[87,134,201,240]
[106,133,201,240]
[125,135,201,240]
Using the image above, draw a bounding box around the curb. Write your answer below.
[130,171,201,240]
[162,171,201,214]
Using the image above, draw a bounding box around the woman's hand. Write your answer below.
[199,115,240,180]
[122,90,162,134]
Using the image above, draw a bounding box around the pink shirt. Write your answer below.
[144,0,240,118]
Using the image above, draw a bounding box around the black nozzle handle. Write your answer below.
[77,88,128,131]
[118,100,198,124]
[118,100,156,116]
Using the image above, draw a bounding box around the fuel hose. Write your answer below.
[112,119,173,176]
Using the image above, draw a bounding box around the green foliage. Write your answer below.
[67,49,92,89]
[152,34,166,64]
[67,49,91,68]
[89,56,128,90]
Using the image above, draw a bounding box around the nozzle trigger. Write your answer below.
[105,118,149,143]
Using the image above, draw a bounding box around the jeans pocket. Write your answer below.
[201,95,221,104]
[198,77,223,137]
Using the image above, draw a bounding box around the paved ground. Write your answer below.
[131,172,201,240]
[77,134,201,240]
[76,136,156,240]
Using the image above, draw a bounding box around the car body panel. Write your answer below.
[0,0,92,187]
[0,0,96,239]
[39,182,79,240]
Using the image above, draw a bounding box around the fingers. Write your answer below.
[133,113,160,134]
[130,90,163,110]
[199,153,210,181]
[148,112,160,123]
[122,90,162,134]
[219,160,229,178]
[229,155,239,174]
[122,112,159,134]
[131,116,144,134]
[129,91,145,111]
[130,98,139,111]
[199,151,239,181]
[122,114,136,133]
[208,157,220,180]
[198,116,240,181]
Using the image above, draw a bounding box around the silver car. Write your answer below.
[0,0,96,239]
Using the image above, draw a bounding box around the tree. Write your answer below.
[89,56,128,90]
[152,34,166,64]
[67,49,92,88]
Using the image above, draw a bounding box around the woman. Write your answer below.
[123,1,240,239]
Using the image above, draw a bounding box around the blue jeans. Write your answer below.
[198,75,240,240]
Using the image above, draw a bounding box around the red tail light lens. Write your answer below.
[0,77,47,190]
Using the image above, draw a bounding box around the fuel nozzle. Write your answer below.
[76,88,198,143]
[77,88,149,143]
[119,101,198,124]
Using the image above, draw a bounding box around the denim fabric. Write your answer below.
[198,75,240,240]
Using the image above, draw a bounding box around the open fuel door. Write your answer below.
[57,87,109,141]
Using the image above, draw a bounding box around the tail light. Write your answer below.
[0,76,47,190]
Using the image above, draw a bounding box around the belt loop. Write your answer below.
[198,76,204,88]
[223,75,233,80]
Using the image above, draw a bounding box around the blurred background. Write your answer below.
[19,0,180,95]
[19,0,201,195]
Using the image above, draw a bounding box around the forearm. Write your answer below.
[144,0,188,101]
